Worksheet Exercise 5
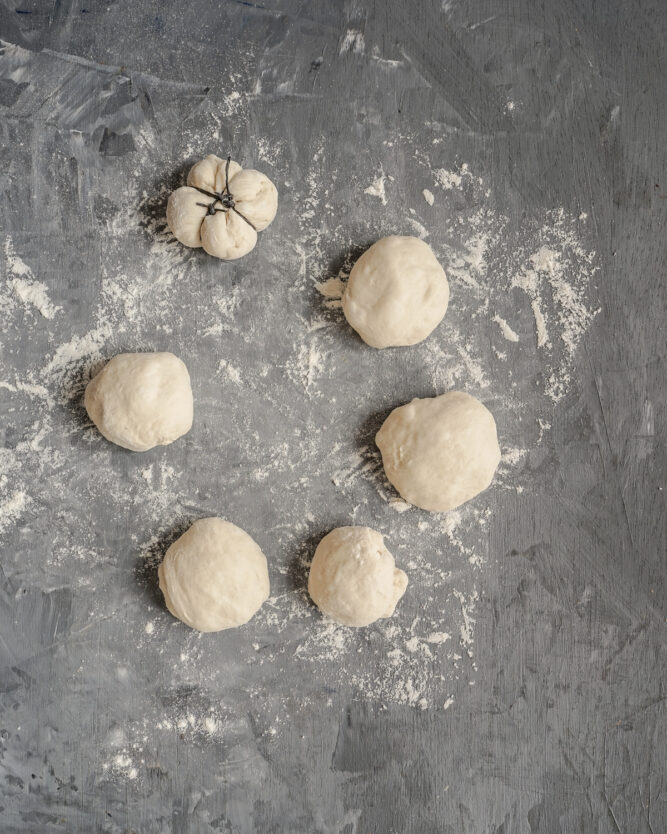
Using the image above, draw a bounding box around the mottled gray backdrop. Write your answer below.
[0,1,665,832]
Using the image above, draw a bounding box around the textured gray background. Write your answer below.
[0,1,665,832]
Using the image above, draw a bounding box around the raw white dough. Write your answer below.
[158,517,270,632]
[342,235,449,348]
[308,526,408,627]
[84,352,193,452]
[166,154,278,260]
[376,391,501,512]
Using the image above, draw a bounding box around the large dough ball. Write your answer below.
[158,517,270,632]
[308,526,408,627]
[84,352,193,452]
[166,154,278,260]
[342,236,449,348]
[376,391,501,512]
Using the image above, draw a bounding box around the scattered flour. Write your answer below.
[407,217,429,239]
[531,299,550,347]
[339,29,365,55]
[452,589,477,654]
[217,359,242,385]
[434,168,462,189]
[315,277,345,298]
[4,238,61,319]
[0,491,29,536]
[315,276,345,308]
[493,314,520,342]
[0,108,599,726]
[11,277,61,319]
[427,632,452,645]
[364,171,388,204]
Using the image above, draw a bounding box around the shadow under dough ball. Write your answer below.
[158,517,270,632]
[342,235,449,348]
[308,526,408,627]
[376,391,501,512]
[84,351,193,452]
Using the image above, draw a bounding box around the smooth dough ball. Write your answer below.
[376,391,501,512]
[166,154,278,260]
[158,517,270,632]
[342,236,449,348]
[84,352,193,452]
[308,526,408,627]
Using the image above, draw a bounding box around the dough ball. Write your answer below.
[84,352,193,452]
[342,236,449,348]
[308,526,408,627]
[376,391,501,512]
[158,517,270,632]
[166,154,278,260]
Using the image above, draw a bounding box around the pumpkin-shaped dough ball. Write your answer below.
[158,518,270,632]
[376,391,501,512]
[308,526,408,627]
[342,235,449,348]
[84,352,193,452]
[166,154,278,260]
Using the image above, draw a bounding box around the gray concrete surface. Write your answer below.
[0,1,665,832]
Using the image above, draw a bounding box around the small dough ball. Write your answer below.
[158,517,270,632]
[84,352,193,452]
[376,391,501,512]
[166,154,278,260]
[342,236,449,348]
[308,526,408,627]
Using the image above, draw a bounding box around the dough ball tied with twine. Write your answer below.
[167,154,278,260]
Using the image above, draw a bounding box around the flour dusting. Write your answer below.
[434,168,462,189]
[0,490,29,536]
[0,103,599,730]
[364,171,388,204]
[340,29,365,55]
[4,238,61,319]
[493,314,520,342]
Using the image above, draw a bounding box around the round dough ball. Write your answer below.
[166,154,278,260]
[308,526,408,627]
[158,517,270,632]
[376,391,501,512]
[84,352,193,452]
[342,236,449,348]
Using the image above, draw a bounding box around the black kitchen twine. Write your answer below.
[192,156,257,231]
